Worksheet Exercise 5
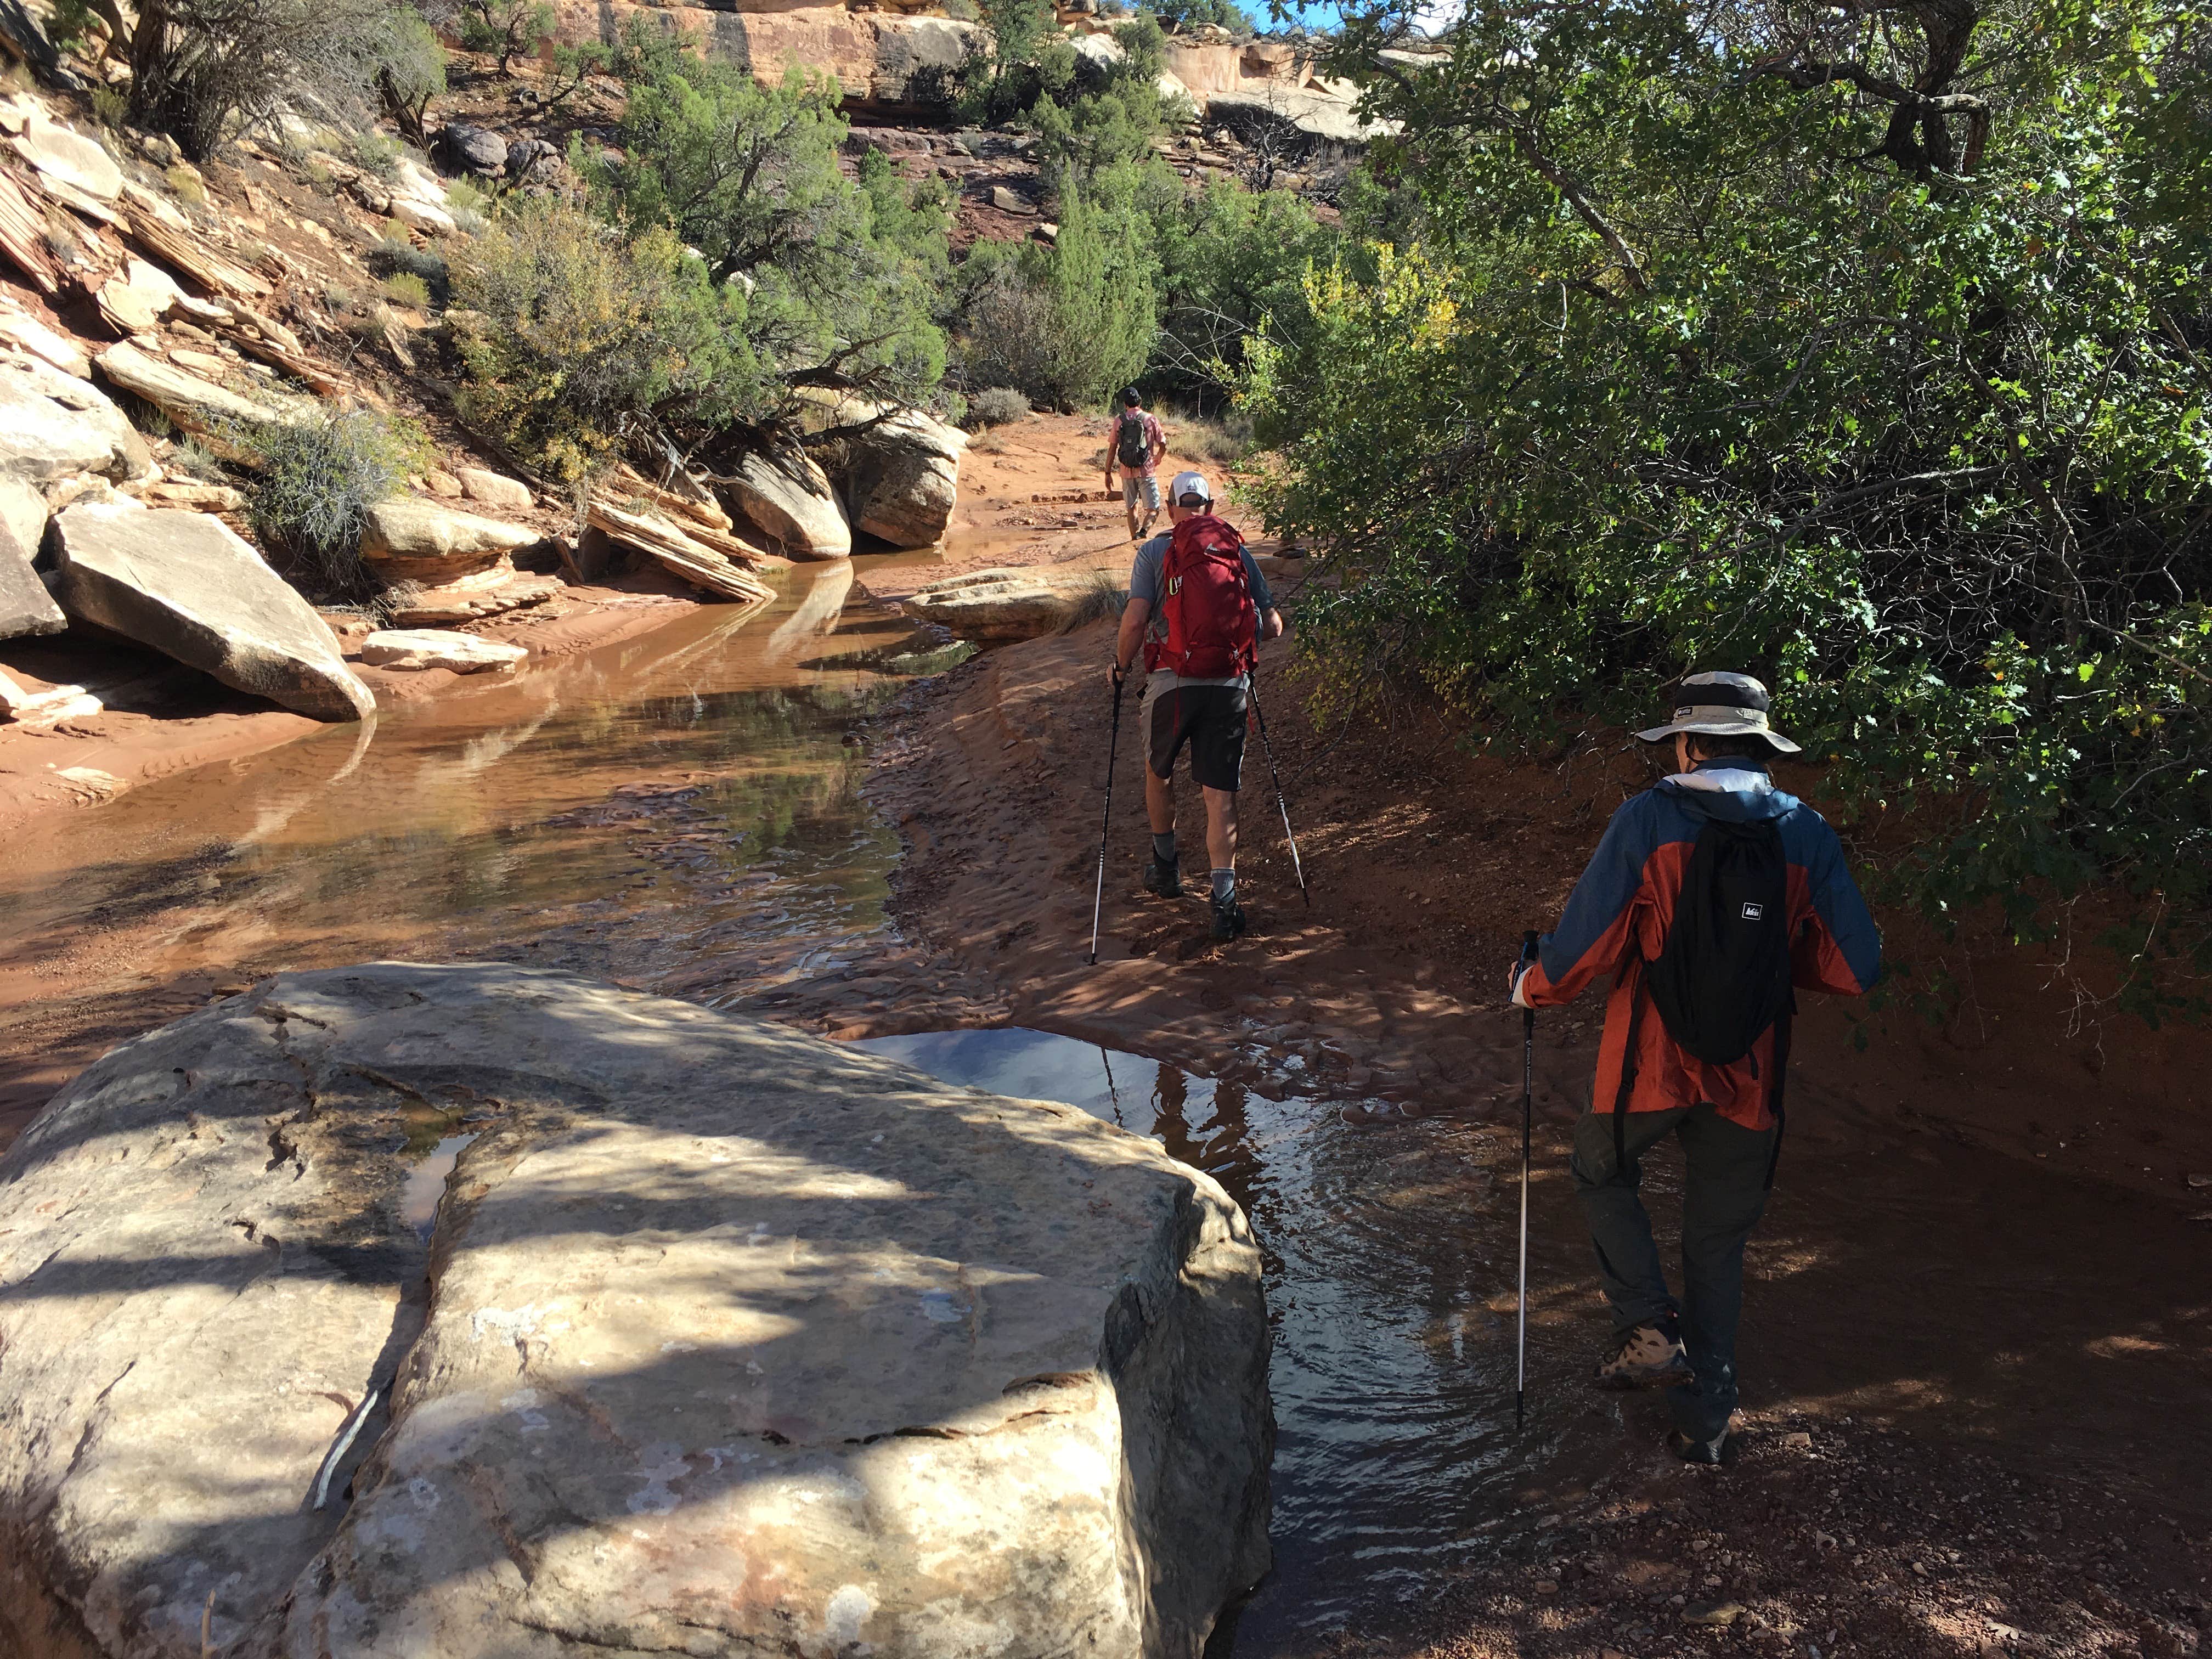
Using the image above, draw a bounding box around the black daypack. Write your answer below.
[1115,413,1150,468]
[1645,816,1794,1064]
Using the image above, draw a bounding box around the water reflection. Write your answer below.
[854,1027,1558,1655]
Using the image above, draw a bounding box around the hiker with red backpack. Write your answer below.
[1110,471,1284,942]
[1104,387,1167,543]
[1506,672,1882,1464]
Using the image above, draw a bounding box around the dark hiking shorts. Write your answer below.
[1146,679,1248,792]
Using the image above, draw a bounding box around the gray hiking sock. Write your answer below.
[1211,868,1236,905]
[1152,832,1177,865]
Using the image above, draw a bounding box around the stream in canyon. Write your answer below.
[0,562,1592,1651]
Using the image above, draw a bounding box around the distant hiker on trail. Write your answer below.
[1506,672,1881,1465]
[1110,471,1285,943]
[1104,386,1167,543]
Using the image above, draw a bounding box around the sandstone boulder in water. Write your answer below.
[49,504,376,720]
[0,964,1273,1659]
[844,407,966,549]
[726,447,853,560]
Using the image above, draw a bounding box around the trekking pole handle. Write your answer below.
[1519,929,1539,966]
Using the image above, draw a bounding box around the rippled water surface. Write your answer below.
[856,1027,1594,1654]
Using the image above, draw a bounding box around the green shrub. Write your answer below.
[959,171,1156,409]
[244,410,428,597]
[450,201,755,482]
[380,271,431,309]
[458,0,554,73]
[1250,0,2212,1011]
[373,8,445,146]
[348,128,404,181]
[583,46,949,416]
[944,0,978,18]
[968,386,1030,428]
[165,163,206,204]
[90,85,127,129]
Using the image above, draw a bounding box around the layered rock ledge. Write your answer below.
[0,964,1272,1659]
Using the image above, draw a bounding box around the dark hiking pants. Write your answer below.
[1570,1103,1777,1441]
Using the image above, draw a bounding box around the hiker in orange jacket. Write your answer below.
[1508,672,1881,1463]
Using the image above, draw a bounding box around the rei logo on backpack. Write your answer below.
[1115,413,1152,470]
[1148,514,1257,680]
[1643,817,1794,1064]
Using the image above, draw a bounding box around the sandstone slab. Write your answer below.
[358,498,541,582]
[0,516,62,640]
[727,447,852,560]
[0,309,90,377]
[50,504,375,720]
[902,565,1105,640]
[359,628,528,673]
[0,356,154,484]
[455,466,533,511]
[0,964,1272,1658]
[9,111,121,204]
[93,341,278,443]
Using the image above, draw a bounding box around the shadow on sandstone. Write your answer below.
[0,964,1273,1657]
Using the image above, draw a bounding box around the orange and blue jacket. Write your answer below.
[1515,761,1882,1132]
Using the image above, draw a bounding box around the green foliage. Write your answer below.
[373,8,445,144]
[961,0,1064,125]
[450,202,757,482]
[1148,0,1251,34]
[380,270,431,308]
[959,165,1159,409]
[458,0,554,72]
[245,410,429,597]
[89,85,127,129]
[583,48,948,416]
[348,128,405,180]
[1246,0,2212,1008]
[1151,175,1335,401]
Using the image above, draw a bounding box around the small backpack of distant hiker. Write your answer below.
[1150,514,1258,679]
[1643,817,1795,1064]
[1115,413,1152,470]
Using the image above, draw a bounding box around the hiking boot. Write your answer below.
[1210,896,1247,943]
[1668,1426,1729,1466]
[1142,856,1182,898]
[1593,1322,1693,1390]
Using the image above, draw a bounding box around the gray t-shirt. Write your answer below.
[1129,529,1274,692]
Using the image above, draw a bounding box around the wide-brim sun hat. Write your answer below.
[1168,470,1213,504]
[1634,670,1803,754]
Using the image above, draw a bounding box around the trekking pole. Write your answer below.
[1246,669,1310,907]
[1516,928,1538,1432]
[1086,669,1127,966]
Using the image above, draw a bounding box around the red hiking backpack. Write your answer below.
[1147,514,1258,678]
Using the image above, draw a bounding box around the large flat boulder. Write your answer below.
[50,504,376,720]
[0,517,63,640]
[358,498,541,583]
[902,565,1113,640]
[726,448,853,561]
[0,355,154,484]
[844,407,966,549]
[1204,84,1397,148]
[0,964,1272,1659]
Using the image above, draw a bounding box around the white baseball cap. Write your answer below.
[1168,470,1212,504]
